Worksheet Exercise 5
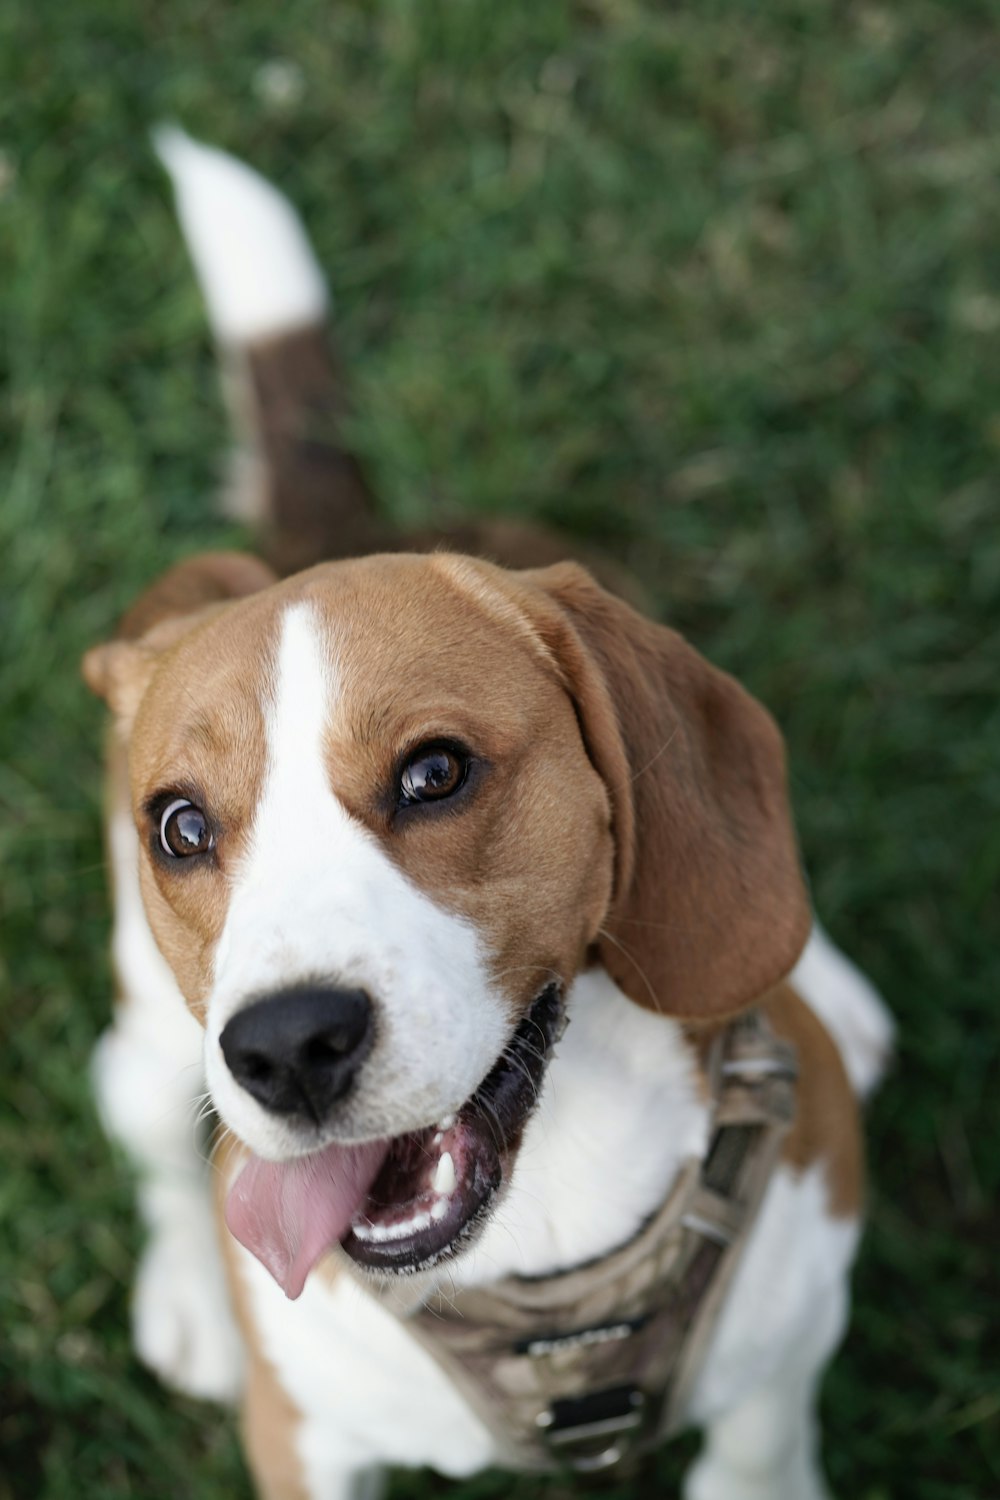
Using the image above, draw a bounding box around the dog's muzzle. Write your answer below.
[223,985,566,1295]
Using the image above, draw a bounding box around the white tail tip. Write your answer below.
[154,125,328,344]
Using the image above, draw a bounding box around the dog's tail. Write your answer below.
[154,126,382,573]
[155,128,649,598]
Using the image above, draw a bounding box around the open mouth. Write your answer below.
[225,986,563,1297]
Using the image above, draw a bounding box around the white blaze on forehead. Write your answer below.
[211,599,338,1000]
[206,601,509,1161]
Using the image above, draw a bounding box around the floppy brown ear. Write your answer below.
[521,562,811,1022]
[82,551,276,726]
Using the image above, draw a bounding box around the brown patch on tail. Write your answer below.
[243,327,384,575]
[240,329,649,606]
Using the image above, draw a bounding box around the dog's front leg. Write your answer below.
[681,1154,858,1500]
[92,792,244,1401]
[683,1370,832,1500]
[243,1352,385,1500]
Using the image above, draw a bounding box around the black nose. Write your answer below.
[219,986,373,1122]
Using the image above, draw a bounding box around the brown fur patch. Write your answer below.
[117,552,277,641]
[300,554,615,1022]
[517,563,812,1019]
[766,983,864,1219]
[106,551,615,1019]
[126,594,281,1011]
[213,1135,310,1500]
[82,553,277,718]
[90,548,809,1028]
[83,553,279,1012]
[241,1356,311,1500]
[246,329,382,577]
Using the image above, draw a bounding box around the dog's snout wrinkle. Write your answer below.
[219,985,373,1122]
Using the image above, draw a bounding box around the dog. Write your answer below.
[83,131,893,1500]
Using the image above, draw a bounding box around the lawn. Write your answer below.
[1,1,998,1496]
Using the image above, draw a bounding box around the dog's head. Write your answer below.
[84,551,808,1294]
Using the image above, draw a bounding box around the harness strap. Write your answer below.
[406,1008,797,1473]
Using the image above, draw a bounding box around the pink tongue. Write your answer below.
[226,1139,390,1299]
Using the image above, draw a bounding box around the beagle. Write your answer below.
[84,133,893,1500]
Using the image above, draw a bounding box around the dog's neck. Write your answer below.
[447,967,712,1290]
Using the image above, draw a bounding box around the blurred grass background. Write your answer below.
[1,1,998,1496]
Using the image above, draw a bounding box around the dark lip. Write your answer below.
[341,984,564,1276]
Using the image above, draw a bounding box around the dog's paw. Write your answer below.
[132,1231,245,1403]
[684,1457,831,1500]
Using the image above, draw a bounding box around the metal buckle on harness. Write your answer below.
[536,1385,647,1472]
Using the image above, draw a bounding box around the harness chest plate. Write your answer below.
[406,1009,797,1473]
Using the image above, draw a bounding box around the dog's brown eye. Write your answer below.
[159,798,212,858]
[399,747,467,806]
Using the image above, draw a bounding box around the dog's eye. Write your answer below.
[399,746,468,806]
[159,798,213,858]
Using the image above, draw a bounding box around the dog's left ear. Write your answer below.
[82,551,277,727]
[520,562,810,1022]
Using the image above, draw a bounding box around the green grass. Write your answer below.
[2,1,998,1496]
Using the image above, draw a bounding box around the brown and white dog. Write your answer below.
[84,132,893,1500]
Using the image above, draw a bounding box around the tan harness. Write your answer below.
[406,1009,797,1473]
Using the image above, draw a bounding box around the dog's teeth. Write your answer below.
[432,1152,456,1196]
[352,1209,433,1244]
[431,1198,447,1222]
[432,1132,443,1147]
[438,1114,455,1131]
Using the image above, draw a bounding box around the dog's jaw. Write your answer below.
[225,986,566,1295]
